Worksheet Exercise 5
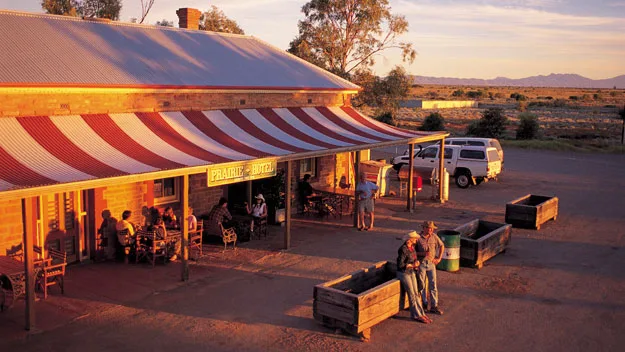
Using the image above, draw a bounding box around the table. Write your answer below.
[0,256,43,311]
[313,186,355,219]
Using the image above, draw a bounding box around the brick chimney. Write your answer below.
[176,8,202,30]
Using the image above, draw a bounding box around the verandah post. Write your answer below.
[284,160,292,249]
[21,197,36,330]
[439,137,446,204]
[407,143,414,212]
[181,174,189,281]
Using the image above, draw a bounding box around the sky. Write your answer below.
[1,0,624,79]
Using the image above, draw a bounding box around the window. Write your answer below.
[299,158,316,177]
[467,141,485,146]
[154,177,179,204]
[421,148,438,158]
[451,141,465,146]
[459,150,485,160]
[487,149,500,161]
[443,148,454,159]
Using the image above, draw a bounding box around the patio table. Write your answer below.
[313,186,355,218]
[0,255,43,311]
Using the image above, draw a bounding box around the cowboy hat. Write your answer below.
[255,194,265,202]
[422,220,438,229]
[403,230,419,241]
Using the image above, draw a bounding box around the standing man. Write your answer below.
[416,220,445,315]
[356,172,378,231]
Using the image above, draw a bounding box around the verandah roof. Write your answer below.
[0,106,447,200]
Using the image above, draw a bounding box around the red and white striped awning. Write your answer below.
[0,106,443,194]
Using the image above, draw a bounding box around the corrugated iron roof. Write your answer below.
[0,10,360,91]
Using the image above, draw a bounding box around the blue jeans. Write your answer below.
[397,270,426,319]
[418,259,438,309]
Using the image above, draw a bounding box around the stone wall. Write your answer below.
[0,89,349,117]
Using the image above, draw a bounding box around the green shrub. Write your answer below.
[467,90,484,98]
[375,111,396,126]
[419,112,445,131]
[465,108,508,138]
[569,95,579,100]
[452,89,464,97]
[516,112,540,140]
[510,92,527,101]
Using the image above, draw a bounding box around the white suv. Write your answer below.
[392,144,502,188]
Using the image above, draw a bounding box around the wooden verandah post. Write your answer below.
[353,152,360,228]
[21,197,36,330]
[284,160,292,249]
[438,137,446,204]
[181,174,189,281]
[406,143,414,212]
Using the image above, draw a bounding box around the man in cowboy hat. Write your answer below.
[416,220,445,315]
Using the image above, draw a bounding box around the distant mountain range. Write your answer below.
[412,73,625,89]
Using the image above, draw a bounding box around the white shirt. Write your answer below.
[187,214,197,231]
[251,203,266,217]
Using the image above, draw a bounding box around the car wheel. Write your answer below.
[455,172,471,189]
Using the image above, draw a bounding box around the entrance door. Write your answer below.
[41,191,92,263]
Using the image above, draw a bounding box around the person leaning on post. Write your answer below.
[416,220,445,315]
[396,230,432,324]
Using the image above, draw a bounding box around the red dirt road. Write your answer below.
[4,148,625,352]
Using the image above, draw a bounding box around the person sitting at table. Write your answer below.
[206,197,234,236]
[163,206,178,229]
[187,206,197,232]
[115,210,137,245]
[151,216,181,262]
[299,174,321,213]
[245,194,268,233]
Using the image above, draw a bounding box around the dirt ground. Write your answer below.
[4,148,625,352]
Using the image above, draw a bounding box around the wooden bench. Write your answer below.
[35,246,67,299]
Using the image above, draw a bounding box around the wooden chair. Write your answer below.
[189,222,203,259]
[36,246,67,299]
[253,217,268,239]
[219,222,237,251]
[116,228,132,264]
[135,229,167,267]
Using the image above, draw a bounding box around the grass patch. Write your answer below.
[501,139,625,153]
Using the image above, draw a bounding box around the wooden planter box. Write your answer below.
[505,194,558,230]
[455,219,512,269]
[313,261,408,341]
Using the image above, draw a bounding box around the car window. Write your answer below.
[467,141,485,146]
[487,149,500,161]
[451,141,465,145]
[422,148,438,158]
[490,140,502,152]
[459,150,485,159]
[443,147,454,159]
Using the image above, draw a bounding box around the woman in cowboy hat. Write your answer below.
[245,193,268,233]
[397,230,431,324]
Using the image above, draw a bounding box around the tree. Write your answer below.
[287,0,416,77]
[80,0,122,20]
[139,0,154,24]
[466,108,508,138]
[351,66,411,120]
[419,113,445,131]
[155,19,174,27]
[199,5,245,34]
[41,0,79,16]
[42,0,121,20]
[516,112,540,140]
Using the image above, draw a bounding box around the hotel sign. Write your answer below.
[207,160,277,186]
